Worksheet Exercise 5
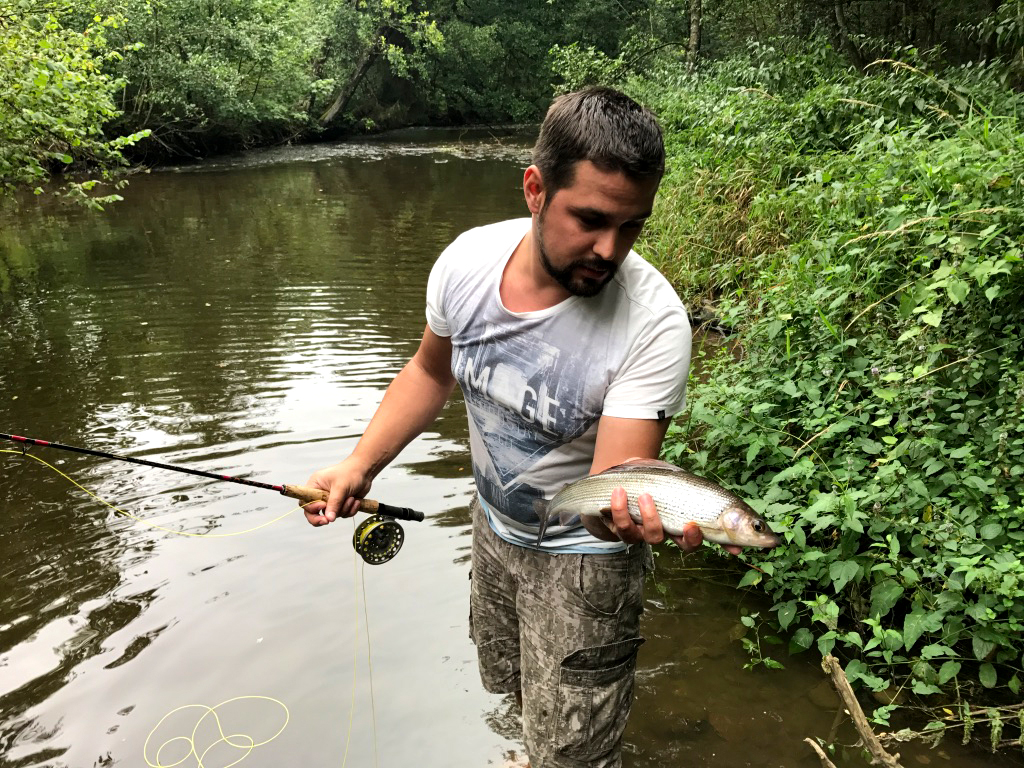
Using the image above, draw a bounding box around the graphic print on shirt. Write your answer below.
[453,319,602,525]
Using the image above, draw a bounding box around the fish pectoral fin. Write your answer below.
[562,506,611,527]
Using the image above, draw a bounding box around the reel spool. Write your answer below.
[353,515,404,564]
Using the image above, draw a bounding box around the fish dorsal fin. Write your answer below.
[601,458,683,474]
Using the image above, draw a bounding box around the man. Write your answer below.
[303,86,736,767]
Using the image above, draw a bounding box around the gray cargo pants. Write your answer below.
[469,498,649,768]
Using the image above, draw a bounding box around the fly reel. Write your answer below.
[353,514,405,564]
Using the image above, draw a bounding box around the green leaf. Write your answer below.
[745,440,763,465]
[817,631,837,656]
[829,560,860,592]
[912,680,942,695]
[870,579,904,618]
[973,636,997,661]
[777,601,798,630]
[945,278,970,305]
[963,476,991,493]
[903,609,942,652]
[738,569,762,588]
[979,523,1003,539]
[790,628,814,653]
[938,661,961,685]
[921,644,953,659]
[979,663,997,688]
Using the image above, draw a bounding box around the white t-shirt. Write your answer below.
[426,218,691,552]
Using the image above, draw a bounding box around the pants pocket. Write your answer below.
[551,637,645,763]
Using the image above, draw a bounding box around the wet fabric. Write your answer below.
[469,498,648,768]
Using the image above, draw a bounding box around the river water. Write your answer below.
[0,132,1013,768]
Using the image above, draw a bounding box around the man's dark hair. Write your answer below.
[531,86,665,194]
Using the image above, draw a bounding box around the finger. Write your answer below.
[609,487,644,544]
[724,544,743,556]
[303,503,329,526]
[323,490,346,522]
[670,522,704,553]
[341,496,361,518]
[636,492,664,544]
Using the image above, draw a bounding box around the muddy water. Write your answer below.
[0,133,1011,768]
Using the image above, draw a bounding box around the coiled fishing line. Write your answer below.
[4,449,383,767]
[143,696,289,768]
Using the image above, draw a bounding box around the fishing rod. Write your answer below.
[2,432,423,563]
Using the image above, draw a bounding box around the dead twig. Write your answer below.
[821,654,904,767]
[804,738,840,768]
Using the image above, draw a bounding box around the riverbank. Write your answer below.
[638,40,1024,753]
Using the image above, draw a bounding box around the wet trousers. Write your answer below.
[469,498,648,768]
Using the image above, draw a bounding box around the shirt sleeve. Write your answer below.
[601,305,692,419]
[424,246,452,338]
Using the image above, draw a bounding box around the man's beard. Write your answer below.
[536,216,617,298]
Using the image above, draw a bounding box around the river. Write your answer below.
[0,132,1013,768]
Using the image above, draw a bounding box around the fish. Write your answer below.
[533,459,781,549]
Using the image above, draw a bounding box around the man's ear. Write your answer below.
[523,165,546,215]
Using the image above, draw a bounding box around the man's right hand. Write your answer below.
[301,457,374,526]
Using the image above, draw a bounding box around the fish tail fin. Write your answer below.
[533,498,550,546]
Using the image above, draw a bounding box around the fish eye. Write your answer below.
[753,521,764,532]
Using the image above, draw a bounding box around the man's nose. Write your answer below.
[593,228,620,261]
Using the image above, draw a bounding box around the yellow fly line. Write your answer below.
[3,449,381,768]
[1,449,301,537]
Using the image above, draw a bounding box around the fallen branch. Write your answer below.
[804,737,840,768]
[821,654,904,767]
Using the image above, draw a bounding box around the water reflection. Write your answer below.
[0,134,528,765]
[0,134,1015,768]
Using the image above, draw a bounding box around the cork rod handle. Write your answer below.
[280,484,425,522]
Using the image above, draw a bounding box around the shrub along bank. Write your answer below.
[636,41,1024,751]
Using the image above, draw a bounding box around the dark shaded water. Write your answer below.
[0,132,1013,768]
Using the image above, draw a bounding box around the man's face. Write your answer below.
[532,160,659,298]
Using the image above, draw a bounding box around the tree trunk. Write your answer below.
[686,0,702,73]
[318,35,382,126]
[983,0,1005,62]
[833,0,867,71]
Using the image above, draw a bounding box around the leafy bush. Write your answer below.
[644,42,1024,748]
[0,1,148,206]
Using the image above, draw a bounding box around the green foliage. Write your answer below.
[649,41,1024,746]
[549,42,625,93]
[0,0,148,206]
[970,0,1024,84]
[104,0,332,153]
[415,14,547,123]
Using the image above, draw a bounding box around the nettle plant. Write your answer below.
[658,62,1024,746]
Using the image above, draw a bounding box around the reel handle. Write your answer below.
[280,484,425,522]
